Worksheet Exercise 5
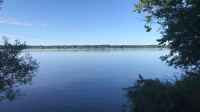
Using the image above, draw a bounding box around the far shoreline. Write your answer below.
[24,45,168,49]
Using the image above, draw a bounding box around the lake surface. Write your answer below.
[0,48,179,112]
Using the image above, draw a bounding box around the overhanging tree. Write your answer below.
[133,0,200,71]
[0,37,39,101]
[0,1,39,101]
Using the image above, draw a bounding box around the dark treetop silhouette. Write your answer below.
[0,37,39,101]
[133,0,200,71]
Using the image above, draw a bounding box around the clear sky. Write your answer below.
[0,0,160,45]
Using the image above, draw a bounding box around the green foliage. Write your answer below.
[123,75,173,112]
[0,37,39,101]
[133,0,200,70]
[123,72,200,112]
[123,1,200,111]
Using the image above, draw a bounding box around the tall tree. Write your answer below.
[133,0,200,71]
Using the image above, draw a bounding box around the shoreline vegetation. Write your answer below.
[21,45,168,49]
[123,72,200,112]
[122,0,200,111]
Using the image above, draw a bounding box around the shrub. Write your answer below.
[123,72,200,112]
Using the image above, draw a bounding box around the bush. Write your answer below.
[123,72,200,112]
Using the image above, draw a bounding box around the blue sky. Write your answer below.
[0,0,160,45]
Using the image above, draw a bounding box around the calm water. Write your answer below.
[0,48,179,112]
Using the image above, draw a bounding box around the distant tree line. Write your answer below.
[24,45,167,49]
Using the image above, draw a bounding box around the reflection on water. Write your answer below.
[0,48,39,101]
[24,48,169,53]
[0,48,178,112]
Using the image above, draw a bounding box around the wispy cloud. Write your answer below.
[0,18,52,29]
[0,18,86,33]
[0,18,33,27]
[0,33,39,38]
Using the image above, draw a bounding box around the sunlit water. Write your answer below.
[0,48,180,112]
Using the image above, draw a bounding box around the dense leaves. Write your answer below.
[0,37,39,101]
[124,73,200,112]
[133,0,200,70]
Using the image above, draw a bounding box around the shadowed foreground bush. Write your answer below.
[123,72,200,112]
